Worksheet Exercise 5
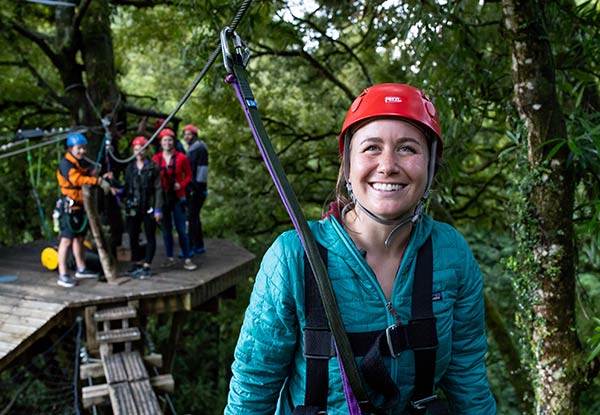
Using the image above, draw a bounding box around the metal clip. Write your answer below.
[221,28,250,74]
[411,394,438,410]
[385,324,402,358]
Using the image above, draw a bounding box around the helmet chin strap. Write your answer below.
[343,138,437,249]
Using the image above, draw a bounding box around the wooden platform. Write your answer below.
[0,238,255,372]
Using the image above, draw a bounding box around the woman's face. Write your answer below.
[161,135,175,151]
[133,144,146,158]
[348,118,429,220]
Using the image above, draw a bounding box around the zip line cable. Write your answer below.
[106,0,254,165]
[0,128,87,161]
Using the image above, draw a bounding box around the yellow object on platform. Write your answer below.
[41,247,58,271]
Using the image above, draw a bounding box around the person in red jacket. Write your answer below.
[152,129,197,270]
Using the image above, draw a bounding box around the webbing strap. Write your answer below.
[409,237,447,415]
[223,30,372,412]
[300,243,330,412]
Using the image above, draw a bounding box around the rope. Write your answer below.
[25,139,51,238]
[73,316,83,415]
[107,0,254,165]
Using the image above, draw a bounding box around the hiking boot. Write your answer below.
[132,266,152,279]
[57,274,77,288]
[161,257,177,268]
[75,268,99,279]
[183,258,197,271]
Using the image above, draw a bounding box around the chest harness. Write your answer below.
[296,236,448,415]
[56,156,90,233]
[157,153,178,198]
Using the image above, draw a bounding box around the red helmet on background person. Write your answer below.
[132,136,148,147]
[338,83,442,160]
[183,124,198,135]
[154,118,166,130]
[158,128,176,140]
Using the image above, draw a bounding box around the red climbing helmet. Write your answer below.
[158,128,175,140]
[183,124,198,135]
[339,83,442,159]
[131,136,148,147]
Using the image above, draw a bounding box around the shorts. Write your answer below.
[60,209,88,239]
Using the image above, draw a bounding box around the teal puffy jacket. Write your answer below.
[225,215,496,414]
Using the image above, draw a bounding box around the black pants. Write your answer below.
[126,209,157,265]
[187,186,206,250]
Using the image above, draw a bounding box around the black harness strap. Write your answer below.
[299,237,448,415]
[298,242,331,413]
[407,237,447,415]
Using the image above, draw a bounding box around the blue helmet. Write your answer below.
[66,132,87,147]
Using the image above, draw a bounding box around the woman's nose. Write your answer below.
[378,150,398,175]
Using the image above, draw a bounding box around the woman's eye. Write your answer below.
[363,144,379,152]
[398,145,416,153]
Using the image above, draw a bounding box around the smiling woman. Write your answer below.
[225,84,496,415]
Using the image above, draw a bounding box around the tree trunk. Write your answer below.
[501,1,583,413]
[82,185,118,283]
[79,0,125,249]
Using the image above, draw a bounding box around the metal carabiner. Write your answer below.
[220,27,250,74]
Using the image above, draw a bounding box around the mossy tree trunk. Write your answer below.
[501,1,584,413]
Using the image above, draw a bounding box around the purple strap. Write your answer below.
[335,343,362,415]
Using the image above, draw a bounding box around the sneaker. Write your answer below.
[183,258,197,271]
[57,274,77,288]
[194,246,206,254]
[161,257,177,268]
[127,263,142,276]
[75,268,99,279]
[178,250,193,259]
[132,266,152,279]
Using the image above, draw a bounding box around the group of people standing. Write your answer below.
[54,124,208,288]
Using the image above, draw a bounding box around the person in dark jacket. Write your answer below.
[56,132,114,288]
[122,136,163,279]
[225,84,496,414]
[182,124,208,254]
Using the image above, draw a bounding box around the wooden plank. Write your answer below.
[85,306,99,356]
[150,374,174,394]
[121,351,148,381]
[82,383,109,408]
[81,374,173,409]
[0,340,16,353]
[0,304,61,320]
[80,362,104,380]
[108,382,139,415]
[0,298,64,312]
[97,327,141,344]
[144,353,163,369]
[130,379,162,415]
[94,306,137,322]
[0,323,39,339]
[0,331,30,343]
[0,312,48,325]
[103,353,128,384]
